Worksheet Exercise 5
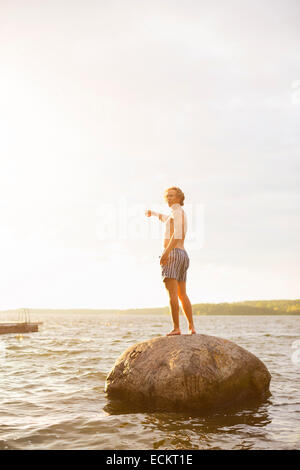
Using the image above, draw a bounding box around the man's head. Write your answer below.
[164,187,185,207]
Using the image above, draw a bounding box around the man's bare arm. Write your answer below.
[163,233,177,256]
[162,210,184,256]
[145,210,168,222]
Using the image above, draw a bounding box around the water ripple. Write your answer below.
[0,313,299,449]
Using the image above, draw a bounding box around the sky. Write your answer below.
[0,0,299,310]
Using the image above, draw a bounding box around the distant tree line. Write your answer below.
[191,299,300,315]
[120,299,300,315]
[1,300,299,317]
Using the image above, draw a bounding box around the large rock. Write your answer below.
[105,334,271,412]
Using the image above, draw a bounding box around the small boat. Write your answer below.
[0,309,43,335]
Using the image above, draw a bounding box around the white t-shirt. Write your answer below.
[152,203,187,240]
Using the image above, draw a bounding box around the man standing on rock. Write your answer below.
[145,187,196,336]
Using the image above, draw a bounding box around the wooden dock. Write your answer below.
[0,322,43,335]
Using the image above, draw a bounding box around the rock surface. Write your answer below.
[105,334,271,412]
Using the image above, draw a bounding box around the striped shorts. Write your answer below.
[160,248,190,283]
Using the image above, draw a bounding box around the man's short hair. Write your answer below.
[164,187,185,206]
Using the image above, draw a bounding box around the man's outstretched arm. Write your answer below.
[145,210,169,222]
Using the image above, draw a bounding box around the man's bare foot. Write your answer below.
[166,329,181,336]
[188,327,196,334]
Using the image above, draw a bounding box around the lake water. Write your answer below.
[0,313,299,450]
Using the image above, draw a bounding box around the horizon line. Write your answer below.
[1,297,299,313]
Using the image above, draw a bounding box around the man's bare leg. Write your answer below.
[178,281,196,334]
[164,278,181,335]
